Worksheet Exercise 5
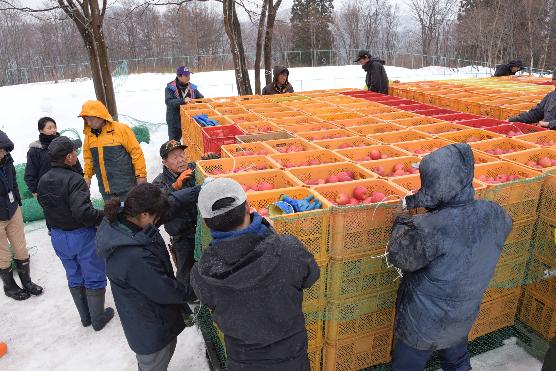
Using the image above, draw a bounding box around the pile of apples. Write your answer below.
[300,125,333,131]
[305,171,356,185]
[483,148,515,155]
[304,133,348,141]
[275,145,307,153]
[412,147,440,155]
[240,182,275,192]
[506,130,523,137]
[354,149,390,162]
[230,117,248,124]
[525,157,556,169]
[372,163,419,177]
[337,142,369,149]
[330,186,388,206]
[536,139,556,146]
[477,174,521,184]
[465,136,482,143]
[208,164,268,175]
[276,158,322,168]
[243,124,275,133]
[233,149,269,157]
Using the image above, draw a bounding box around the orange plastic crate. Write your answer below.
[391,174,486,196]
[271,115,324,126]
[339,101,386,110]
[286,162,376,186]
[369,130,432,144]
[259,111,306,120]
[387,116,446,127]
[519,286,556,340]
[349,123,404,136]
[517,130,556,147]
[333,117,386,128]
[316,112,364,122]
[393,138,453,156]
[334,145,410,162]
[313,136,378,150]
[220,142,276,157]
[223,169,302,192]
[413,122,469,135]
[357,107,401,116]
[248,105,292,114]
[470,137,539,156]
[265,138,321,153]
[438,128,504,143]
[372,111,421,121]
[297,129,359,142]
[270,149,348,168]
[501,148,556,172]
[214,106,248,116]
[360,156,421,178]
[304,107,346,116]
[225,113,263,124]
[236,121,282,134]
[472,149,499,164]
[469,287,521,340]
[196,155,280,180]
[282,122,339,134]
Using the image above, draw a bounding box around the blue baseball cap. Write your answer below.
[176,66,192,76]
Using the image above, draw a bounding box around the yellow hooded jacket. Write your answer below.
[79,100,147,195]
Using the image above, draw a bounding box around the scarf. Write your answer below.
[210,213,270,245]
[39,133,60,148]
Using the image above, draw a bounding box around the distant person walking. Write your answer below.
[355,50,389,94]
[165,66,204,142]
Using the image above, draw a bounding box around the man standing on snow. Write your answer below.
[262,66,294,95]
[494,59,525,77]
[355,50,389,94]
[37,136,113,331]
[80,100,147,201]
[165,66,204,142]
[508,69,556,130]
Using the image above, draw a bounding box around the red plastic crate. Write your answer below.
[433,113,483,122]
[380,99,419,107]
[415,108,457,116]
[201,125,245,153]
[488,123,548,137]
[458,118,509,129]
[400,103,438,112]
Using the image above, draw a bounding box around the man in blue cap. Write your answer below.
[165,66,204,141]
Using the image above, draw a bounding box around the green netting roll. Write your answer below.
[15,163,33,200]
[21,197,44,222]
[132,125,150,144]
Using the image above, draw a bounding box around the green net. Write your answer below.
[131,125,151,144]
[15,163,33,200]
[60,128,82,155]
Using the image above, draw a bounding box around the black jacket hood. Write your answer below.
[96,218,159,260]
[272,65,290,84]
[0,130,14,152]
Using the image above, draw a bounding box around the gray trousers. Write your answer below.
[136,337,177,371]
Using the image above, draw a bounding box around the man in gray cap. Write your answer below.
[509,70,556,129]
[191,178,320,371]
[355,50,389,94]
[37,136,113,331]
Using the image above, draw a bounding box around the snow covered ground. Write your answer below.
[0,64,545,370]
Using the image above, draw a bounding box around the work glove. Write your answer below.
[172,169,194,190]
[201,153,220,160]
[279,195,322,212]
[268,201,295,216]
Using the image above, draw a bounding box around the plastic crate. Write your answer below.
[379,99,418,107]
[325,289,397,342]
[333,117,387,128]
[469,287,521,340]
[501,148,556,172]
[519,286,556,340]
[369,130,432,144]
[308,346,323,371]
[304,303,326,350]
[433,113,483,122]
[530,215,556,264]
[413,122,469,135]
[489,255,529,289]
[297,129,358,142]
[236,121,282,134]
[214,106,248,116]
[438,128,504,143]
[389,116,446,127]
[526,254,556,297]
[225,113,263,124]
[500,217,536,260]
[201,125,246,153]
[270,149,348,168]
[470,137,539,156]
[322,325,393,370]
[305,107,346,116]
[360,156,421,178]
[287,162,375,186]
[334,145,410,162]
[248,105,293,114]
[313,179,408,257]
[265,138,321,153]
[517,130,556,147]
[260,111,307,120]
[339,102,385,110]
[538,174,556,220]
[223,169,302,192]
[414,108,457,116]
[348,123,404,136]
[316,112,364,122]
[282,122,339,134]
[246,187,330,261]
[398,103,437,111]
[313,136,378,150]
[458,118,509,130]
[236,131,294,143]
[391,174,486,197]
[358,107,401,116]
[393,138,453,156]
[304,261,328,308]
[220,142,276,158]
[475,162,543,220]
[271,116,324,126]
[472,149,499,164]
[195,156,280,182]
[372,111,421,122]
[488,123,547,137]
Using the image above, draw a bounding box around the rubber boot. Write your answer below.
[86,288,114,331]
[15,258,43,296]
[0,266,30,301]
[69,286,91,327]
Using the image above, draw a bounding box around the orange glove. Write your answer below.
[172,169,194,190]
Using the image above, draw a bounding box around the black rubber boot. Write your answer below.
[69,286,91,327]
[15,258,43,296]
[86,288,114,331]
[0,266,31,300]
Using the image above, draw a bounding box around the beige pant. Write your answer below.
[0,207,29,269]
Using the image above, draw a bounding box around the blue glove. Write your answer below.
[268,201,295,216]
[193,114,218,127]
[279,195,322,212]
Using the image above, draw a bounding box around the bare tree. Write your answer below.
[223,0,252,94]
[254,0,268,94]
[408,0,457,56]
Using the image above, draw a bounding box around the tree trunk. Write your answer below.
[93,27,117,117]
[223,0,253,95]
[264,0,283,86]
[255,0,269,94]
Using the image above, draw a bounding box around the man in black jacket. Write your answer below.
[494,59,525,77]
[355,50,389,94]
[508,70,556,130]
[262,66,295,95]
[37,136,113,331]
[0,130,43,301]
[191,178,320,371]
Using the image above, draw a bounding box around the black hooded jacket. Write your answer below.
[262,66,294,95]
[0,130,21,221]
[508,90,556,130]
[191,218,320,371]
[388,143,513,351]
[494,60,524,77]
[363,58,389,94]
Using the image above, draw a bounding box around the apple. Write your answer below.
[309,159,321,165]
[326,175,339,183]
[373,166,385,176]
[538,157,553,168]
[370,149,382,160]
[353,186,369,201]
[258,182,274,191]
[338,143,350,149]
[370,191,386,203]
[335,193,350,205]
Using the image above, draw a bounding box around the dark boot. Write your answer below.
[0,266,31,300]
[86,288,114,331]
[69,286,91,327]
[15,258,43,296]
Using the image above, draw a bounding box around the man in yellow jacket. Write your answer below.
[79,100,147,200]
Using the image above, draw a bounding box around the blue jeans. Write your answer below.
[51,227,107,289]
[392,338,471,371]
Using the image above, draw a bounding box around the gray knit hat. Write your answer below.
[198,178,247,218]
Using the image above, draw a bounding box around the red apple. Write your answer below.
[538,157,553,168]
[326,175,339,183]
[335,193,350,205]
[371,191,386,203]
[258,182,274,191]
[352,186,369,201]
[370,149,382,160]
